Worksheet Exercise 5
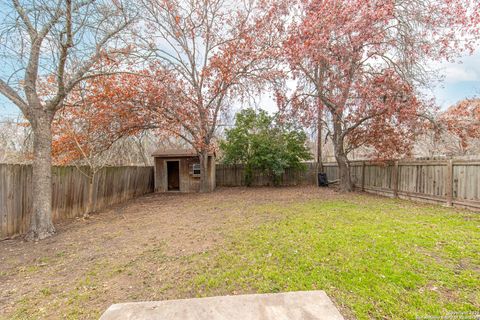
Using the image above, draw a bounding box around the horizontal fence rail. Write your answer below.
[3,159,478,238]
[217,160,480,211]
[0,164,154,239]
[324,160,480,210]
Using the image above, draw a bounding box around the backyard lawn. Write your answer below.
[0,187,478,319]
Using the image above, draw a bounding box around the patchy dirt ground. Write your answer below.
[0,186,346,319]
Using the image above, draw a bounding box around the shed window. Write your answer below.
[192,163,201,176]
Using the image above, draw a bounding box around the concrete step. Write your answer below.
[100,290,345,320]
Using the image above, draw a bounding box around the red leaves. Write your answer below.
[45,0,480,165]
[51,61,166,165]
[138,0,286,153]
[439,98,480,154]
[280,0,479,160]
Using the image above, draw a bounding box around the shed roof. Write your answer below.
[152,149,215,158]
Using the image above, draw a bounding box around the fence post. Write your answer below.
[361,161,366,191]
[392,160,399,198]
[445,159,453,207]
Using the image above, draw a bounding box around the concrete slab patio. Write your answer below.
[100,291,344,320]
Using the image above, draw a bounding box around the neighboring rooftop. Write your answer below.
[152,149,215,158]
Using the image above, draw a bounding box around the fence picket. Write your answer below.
[216,160,480,210]
[0,164,154,239]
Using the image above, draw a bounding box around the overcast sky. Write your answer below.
[430,51,480,107]
[1,50,479,118]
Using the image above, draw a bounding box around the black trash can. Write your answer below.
[318,172,328,187]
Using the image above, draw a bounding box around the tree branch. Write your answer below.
[0,79,28,114]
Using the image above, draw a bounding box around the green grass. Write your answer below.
[3,193,479,320]
[9,261,108,320]
[192,196,480,319]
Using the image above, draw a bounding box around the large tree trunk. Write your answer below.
[332,115,353,192]
[198,150,212,193]
[335,147,352,192]
[26,115,56,241]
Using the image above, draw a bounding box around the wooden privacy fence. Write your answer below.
[217,160,480,210]
[324,160,480,210]
[0,164,154,239]
[216,163,318,187]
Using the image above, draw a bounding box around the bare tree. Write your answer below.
[0,0,135,240]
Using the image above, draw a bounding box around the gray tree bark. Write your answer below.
[0,0,132,240]
[25,113,56,240]
[198,150,212,193]
[333,115,353,192]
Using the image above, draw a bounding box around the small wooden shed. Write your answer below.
[152,149,216,192]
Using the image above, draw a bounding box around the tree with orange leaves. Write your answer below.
[438,98,480,156]
[138,0,286,192]
[279,0,480,191]
[51,71,149,216]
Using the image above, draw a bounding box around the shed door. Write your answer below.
[167,161,180,191]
